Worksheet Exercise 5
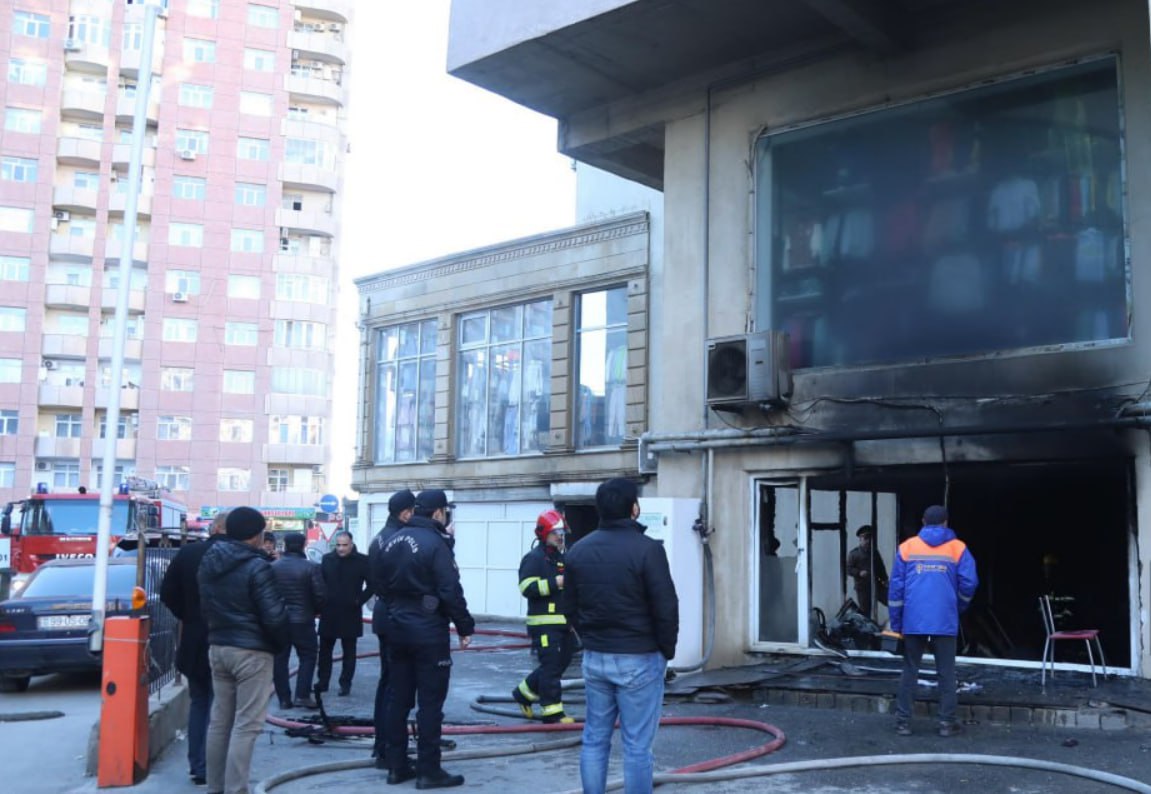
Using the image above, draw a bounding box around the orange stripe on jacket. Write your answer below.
[899,535,967,564]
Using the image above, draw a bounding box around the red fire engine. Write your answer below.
[0,477,188,574]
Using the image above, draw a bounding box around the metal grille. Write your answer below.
[137,546,179,694]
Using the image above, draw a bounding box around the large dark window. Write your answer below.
[757,59,1127,369]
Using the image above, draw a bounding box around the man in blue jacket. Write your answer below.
[888,504,978,737]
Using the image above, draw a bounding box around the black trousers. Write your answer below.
[384,638,451,775]
[372,633,390,758]
[273,622,318,702]
[524,626,575,709]
[316,635,358,691]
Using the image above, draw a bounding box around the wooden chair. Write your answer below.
[1039,595,1106,687]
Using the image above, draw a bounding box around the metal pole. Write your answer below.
[90,0,160,655]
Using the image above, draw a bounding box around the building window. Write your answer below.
[172,176,206,201]
[1,156,37,183]
[160,367,194,392]
[274,320,326,350]
[575,287,629,448]
[175,129,209,155]
[0,256,30,282]
[162,318,198,342]
[247,4,279,27]
[7,58,47,86]
[220,418,253,442]
[0,206,34,233]
[156,465,190,491]
[270,415,324,445]
[267,467,289,492]
[182,37,216,63]
[243,48,275,72]
[227,275,261,299]
[156,415,192,441]
[14,10,50,38]
[73,171,100,190]
[457,301,552,458]
[187,0,219,19]
[168,223,204,248]
[275,273,328,303]
[165,270,200,295]
[68,15,110,47]
[52,461,81,489]
[0,409,17,434]
[0,462,13,487]
[122,23,142,51]
[4,107,41,133]
[56,314,89,335]
[238,91,273,117]
[374,320,436,463]
[236,137,270,161]
[271,368,326,396]
[217,468,250,492]
[178,83,214,109]
[231,229,264,253]
[98,415,128,439]
[235,182,266,207]
[55,413,83,438]
[285,138,334,169]
[0,307,27,332]
[225,322,258,346]
[0,358,21,383]
[757,59,1127,369]
[91,462,130,491]
[222,370,255,394]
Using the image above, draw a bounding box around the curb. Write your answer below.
[85,681,190,778]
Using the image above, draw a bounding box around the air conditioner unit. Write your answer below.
[63,38,81,52]
[178,149,197,161]
[35,461,51,472]
[172,291,189,303]
[42,359,56,371]
[53,209,70,222]
[705,331,792,410]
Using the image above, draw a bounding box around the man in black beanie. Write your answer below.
[562,478,679,794]
[199,506,288,794]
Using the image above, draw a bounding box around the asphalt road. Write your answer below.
[7,629,1151,793]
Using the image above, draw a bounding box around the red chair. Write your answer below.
[1039,595,1106,687]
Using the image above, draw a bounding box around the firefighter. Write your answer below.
[512,509,576,724]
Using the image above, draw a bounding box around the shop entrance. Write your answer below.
[755,459,1133,669]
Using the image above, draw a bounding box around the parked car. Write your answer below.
[0,558,149,692]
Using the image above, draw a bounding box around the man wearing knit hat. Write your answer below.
[199,506,289,794]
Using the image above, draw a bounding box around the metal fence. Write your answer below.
[136,545,179,695]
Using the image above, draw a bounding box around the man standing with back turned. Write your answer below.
[563,478,679,794]
[888,504,978,737]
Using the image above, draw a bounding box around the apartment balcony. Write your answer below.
[57,136,102,167]
[280,162,339,192]
[297,0,352,22]
[263,444,326,465]
[108,191,153,218]
[43,284,92,311]
[61,88,107,119]
[52,185,100,214]
[275,207,336,237]
[103,237,148,265]
[42,333,89,358]
[273,252,335,275]
[34,436,83,458]
[98,337,143,360]
[49,234,96,261]
[91,437,137,459]
[64,42,111,72]
[100,286,147,313]
[115,93,159,124]
[281,118,343,150]
[111,143,156,168]
[38,383,85,409]
[94,386,139,411]
[288,29,348,65]
[285,73,345,106]
[117,46,163,79]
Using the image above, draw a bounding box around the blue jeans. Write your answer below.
[186,673,213,778]
[580,650,666,794]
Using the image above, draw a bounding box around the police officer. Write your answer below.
[512,509,576,723]
[377,489,474,789]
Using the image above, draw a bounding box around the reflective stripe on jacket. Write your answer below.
[518,544,567,628]
[888,524,978,636]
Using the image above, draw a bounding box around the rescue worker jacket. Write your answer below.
[518,544,567,629]
[888,524,979,637]
[377,514,475,645]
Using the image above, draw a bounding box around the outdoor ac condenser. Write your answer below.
[705,330,791,409]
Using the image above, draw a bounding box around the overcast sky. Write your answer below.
[327,0,576,497]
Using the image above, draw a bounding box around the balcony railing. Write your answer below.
[98,337,143,360]
[57,136,103,166]
[43,284,92,311]
[38,383,85,408]
[94,386,139,411]
[34,435,83,458]
[275,207,336,237]
[42,333,89,357]
[49,235,96,261]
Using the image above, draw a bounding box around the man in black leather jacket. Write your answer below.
[198,506,288,794]
[377,489,474,789]
[271,531,326,708]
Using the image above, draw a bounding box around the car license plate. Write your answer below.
[38,614,89,630]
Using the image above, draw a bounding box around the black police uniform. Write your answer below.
[377,514,474,779]
[513,542,575,721]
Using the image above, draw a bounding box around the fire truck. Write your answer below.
[0,477,189,574]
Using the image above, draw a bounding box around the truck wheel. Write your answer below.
[0,676,30,693]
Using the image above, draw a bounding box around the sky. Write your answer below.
[327,0,577,497]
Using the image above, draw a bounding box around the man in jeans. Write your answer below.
[199,507,288,794]
[562,478,679,794]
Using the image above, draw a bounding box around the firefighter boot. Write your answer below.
[511,682,538,719]
[540,703,574,724]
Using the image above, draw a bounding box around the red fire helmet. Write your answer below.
[534,509,566,544]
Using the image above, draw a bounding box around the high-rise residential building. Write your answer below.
[0,0,351,528]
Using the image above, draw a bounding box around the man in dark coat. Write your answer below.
[368,489,415,763]
[271,531,326,708]
[377,489,474,789]
[159,510,228,785]
[316,530,371,696]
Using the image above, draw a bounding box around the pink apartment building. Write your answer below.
[0,0,350,526]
